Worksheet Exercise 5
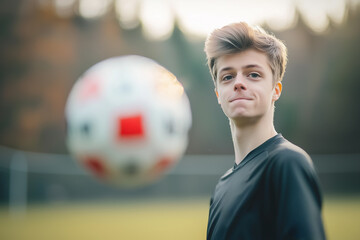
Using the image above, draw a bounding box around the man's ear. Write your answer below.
[273,82,282,101]
[215,88,221,104]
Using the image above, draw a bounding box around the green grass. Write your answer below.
[0,195,359,240]
[323,195,360,240]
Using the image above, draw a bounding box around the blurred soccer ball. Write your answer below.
[65,55,192,187]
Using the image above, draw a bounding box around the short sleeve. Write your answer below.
[270,151,326,240]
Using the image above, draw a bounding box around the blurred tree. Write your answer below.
[0,0,359,155]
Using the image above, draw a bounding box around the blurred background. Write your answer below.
[0,0,360,239]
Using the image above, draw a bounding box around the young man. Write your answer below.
[204,22,326,240]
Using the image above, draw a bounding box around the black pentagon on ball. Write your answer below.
[121,161,140,176]
[163,115,175,135]
[80,122,91,137]
[118,81,132,94]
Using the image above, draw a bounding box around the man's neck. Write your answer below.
[231,115,277,165]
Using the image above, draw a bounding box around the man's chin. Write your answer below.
[230,114,261,126]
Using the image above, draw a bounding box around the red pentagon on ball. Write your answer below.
[118,114,145,139]
[152,156,174,174]
[83,156,107,178]
[78,74,101,102]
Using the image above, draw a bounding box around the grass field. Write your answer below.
[1,195,359,240]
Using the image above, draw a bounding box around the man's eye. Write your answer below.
[222,75,233,81]
[248,72,260,78]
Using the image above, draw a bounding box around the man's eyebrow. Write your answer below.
[218,64,264,74]
[242,64,264,70]
[217,67,233,75]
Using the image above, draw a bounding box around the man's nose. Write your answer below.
[234,75,247,91]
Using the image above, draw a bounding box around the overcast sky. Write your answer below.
[50,0,360,40]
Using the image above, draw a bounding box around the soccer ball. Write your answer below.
[65,55,192,187]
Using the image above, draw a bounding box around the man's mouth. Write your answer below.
[229,97,252,102]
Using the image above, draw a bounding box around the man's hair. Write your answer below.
[204,22,288,85]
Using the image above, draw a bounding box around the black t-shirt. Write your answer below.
[207,134,326,240]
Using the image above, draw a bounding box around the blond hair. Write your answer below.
[204,22,288,85]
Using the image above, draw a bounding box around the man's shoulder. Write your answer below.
[264,137,319,188]
[268,136,313,168]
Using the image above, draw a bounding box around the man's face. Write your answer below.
[215,49,282,124]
